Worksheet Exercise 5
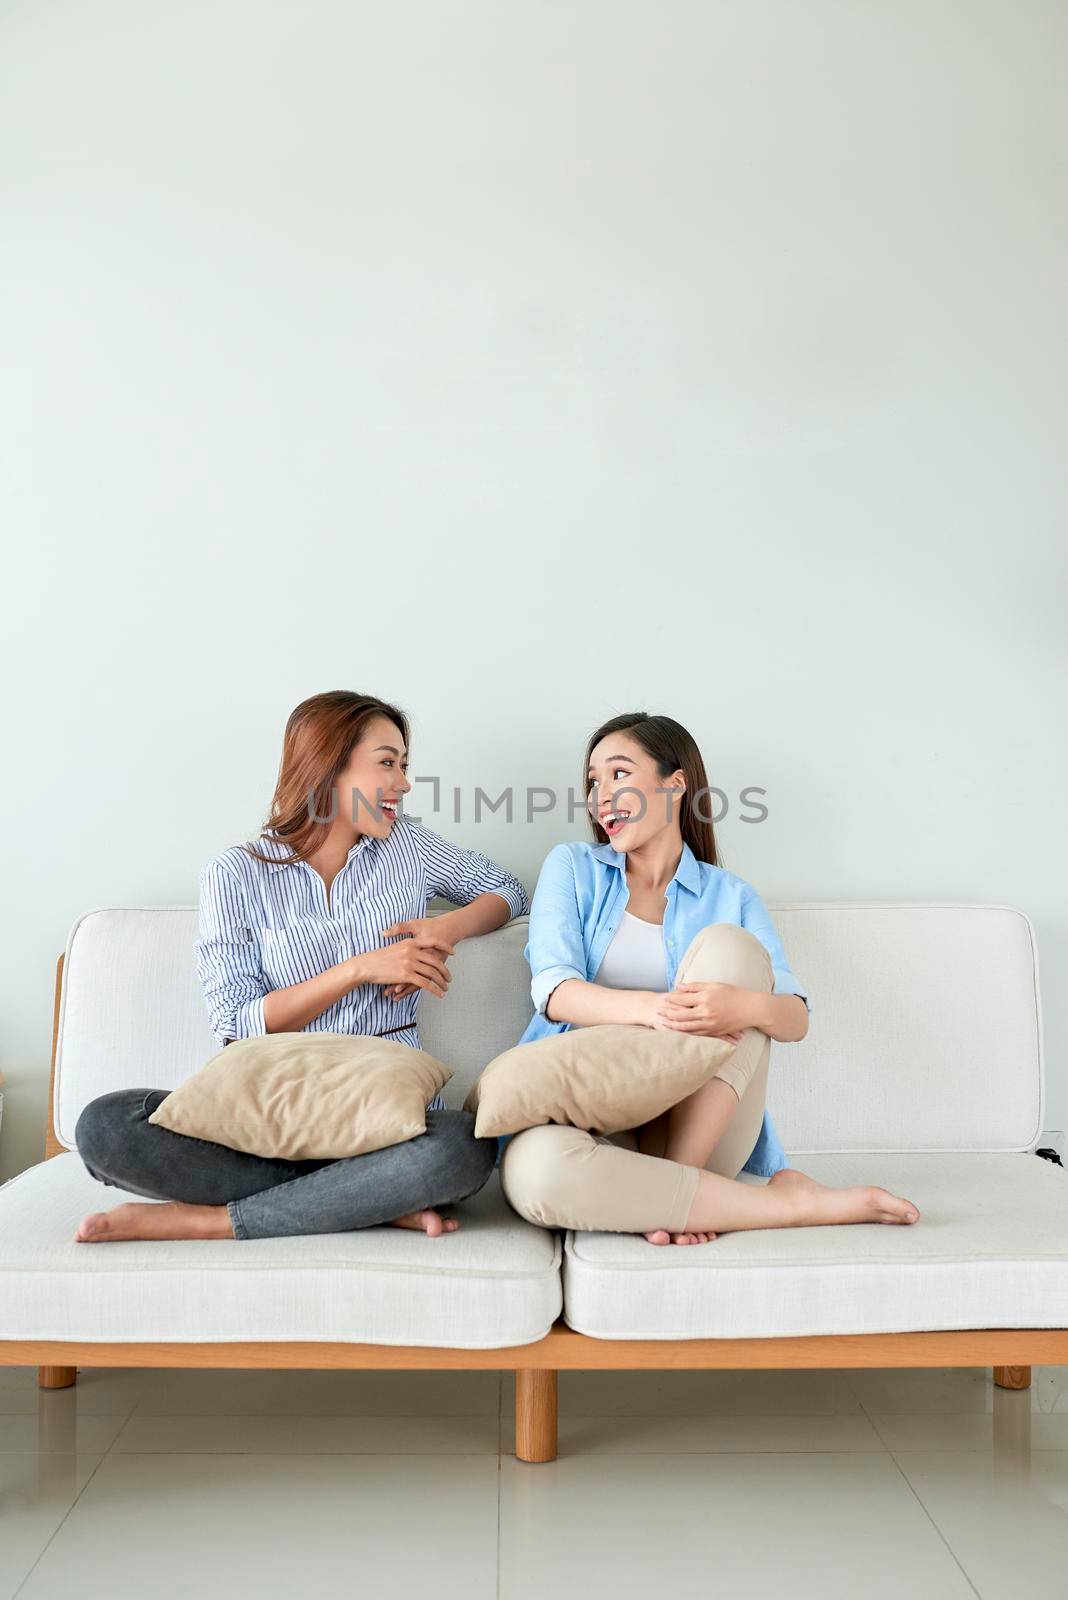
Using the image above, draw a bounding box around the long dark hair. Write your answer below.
[244,690,410,869]
[583,711,720,866]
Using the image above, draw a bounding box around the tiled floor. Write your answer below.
[1,1362,1067,1598]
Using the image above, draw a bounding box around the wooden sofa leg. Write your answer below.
[515,1368,557,1462]
[993,1365,1030,1390]
[38,1365,78,1389]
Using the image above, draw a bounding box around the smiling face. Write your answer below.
[338,713,412,838]
[586,730,686,852]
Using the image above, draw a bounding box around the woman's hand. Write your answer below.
[644,980,760,1042]
[356,918,457,1002]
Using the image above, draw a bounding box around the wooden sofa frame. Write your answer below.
[1,955,1063,1462]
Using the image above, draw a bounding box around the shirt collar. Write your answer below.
[589,836,702,895]
[260,829,374,873]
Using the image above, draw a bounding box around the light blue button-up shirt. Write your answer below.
[499,838,811,1177]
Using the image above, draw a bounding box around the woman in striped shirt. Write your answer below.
[72,691,529,1244]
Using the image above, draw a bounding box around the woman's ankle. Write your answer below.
[683,1170,808,1234]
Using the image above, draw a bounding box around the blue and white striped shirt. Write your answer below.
[194,816,530,1112]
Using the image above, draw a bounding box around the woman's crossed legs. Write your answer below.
[72,1090,497,1243]
[501,922,920,1243]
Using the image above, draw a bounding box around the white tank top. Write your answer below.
[591,910,668,993]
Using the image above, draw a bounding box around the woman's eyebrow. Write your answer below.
[372,744,408,758]
[587,755,633,773]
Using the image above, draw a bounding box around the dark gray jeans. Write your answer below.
[73,1089,497,1240]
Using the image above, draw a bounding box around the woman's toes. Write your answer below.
[860,1187,920,1224]
[880,1189,920,1224]
[74,1212,110,1242]
[386,1208,460,1235]
[645,1222,722,1248]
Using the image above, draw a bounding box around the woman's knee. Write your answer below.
[73,1089,151,1177]
[677,921,773,989]
[500,1123,596,1227]
[421,1108,497,1199]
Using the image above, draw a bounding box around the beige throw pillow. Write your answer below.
[462,1024,736,1138]
[148,1032,453,1159]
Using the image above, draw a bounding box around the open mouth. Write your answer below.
[380,801,399,820]
[601,811,631,836]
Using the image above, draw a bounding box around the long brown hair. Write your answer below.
[583,712,721,867]
[244,691,410,869]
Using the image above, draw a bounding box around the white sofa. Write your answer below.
[1,901,1065,1463]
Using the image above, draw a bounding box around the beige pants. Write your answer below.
[500,921,774,1234]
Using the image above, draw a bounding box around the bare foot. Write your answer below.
[640,1170,816,1244]
[770,1168,921,1226]
[643,1227,718,1246]
[385,1208,459,1235]
[828,1184,920,1225]
[75,1201,234,1242]
[640,1168,920,1244]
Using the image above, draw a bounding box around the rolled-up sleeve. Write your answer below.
[194,859,269,1047]
[417,825,529,919]
[739,882,812,1015]
[526,843,588,1016]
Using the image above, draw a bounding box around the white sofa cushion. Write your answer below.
[0,1157,561,1348]
[561,1151,1067,1339]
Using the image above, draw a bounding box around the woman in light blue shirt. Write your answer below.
[500,712,920,1246]
[72,691,529,1246]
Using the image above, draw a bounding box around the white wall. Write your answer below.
[2,0,1065,1181]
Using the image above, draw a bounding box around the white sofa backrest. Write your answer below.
[52,902,1043,1157]
[773,904,1042,1154]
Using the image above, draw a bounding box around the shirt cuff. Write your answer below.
[530,964,585,1017]
[490,882,529,919]
[773,971,811,1015]
[219,994,267,1047]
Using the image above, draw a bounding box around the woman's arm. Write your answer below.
[737,881,811,1040]
[432,892,514,942]
[377,823,529,998]
[747,990,810,1042]
[657,884,812,1042]
[378,894,514,999]
[414,821,529,924]
[546,977,663,1027]
[194,860,270,1045]
[523,843,655,1026]
[543,867,812,1039]
[261,962,364,1036]
[195,859,367,1045]
[392,822,528,945]
[658,982,808,1042]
